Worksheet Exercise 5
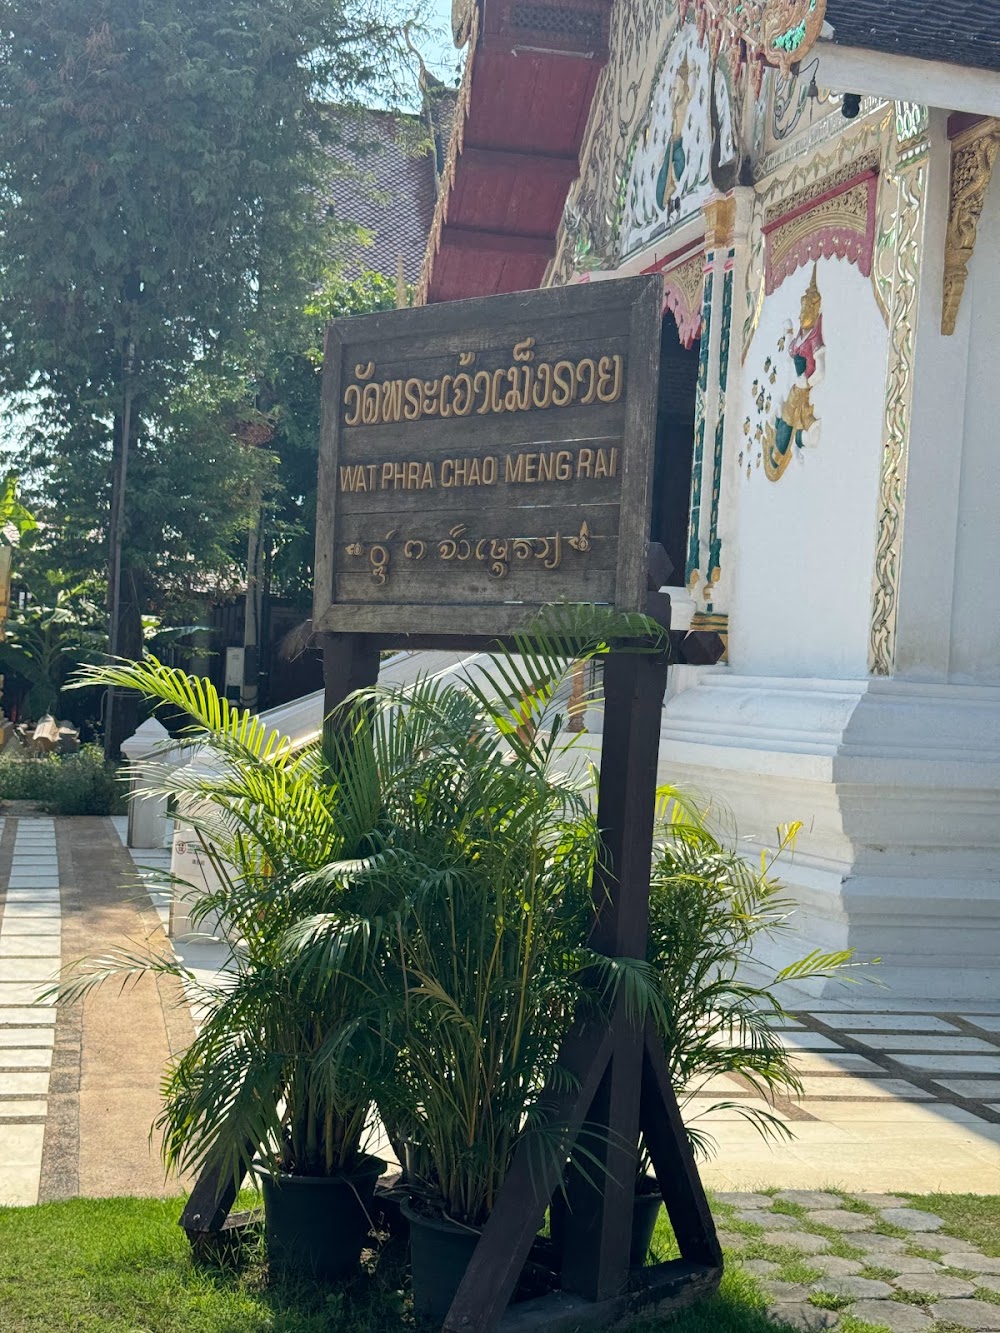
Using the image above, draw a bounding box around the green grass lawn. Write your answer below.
[2,1193,997,1332]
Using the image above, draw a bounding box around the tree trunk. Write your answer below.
[104,566,144,760]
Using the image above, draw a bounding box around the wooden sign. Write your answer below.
[314,277,662,637]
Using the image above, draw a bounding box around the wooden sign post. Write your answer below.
[182,275,724,1328]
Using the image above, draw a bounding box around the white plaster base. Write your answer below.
[659,671,1000,1003]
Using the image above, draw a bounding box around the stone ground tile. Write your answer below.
[716,1230,748,1251]
[779,1033,845,1052]
[0,1071,49,1095]
[932,1080,1000,1099]
[766,1305,839,1331]
[0,1049,53,1069]
[882,1256,945,1275]
[810,1275,894,1299]
[738,1209,798,1228]
[0,936,60,957]
[715,1191,775,1207]
[963,1016,1000,1032]
[847,1300,932,1332]
[849,1235,909,1255]
[787,1052,886,1073]
[988,1105,1000,1114]
[853,1034,1000,1055]
[929,1299,1000,1330]
[764,1282,814,1302]
[0,918,61,935]
[0,1007,56,1025]
[0,1122,45,1163]
[808,1256,864,1277]
[893,1273,977,1297]
[0,1029,54,1047]
[975,1276,1000,1295]
[930,1233,979,1251]
[939,1253,1000,1274]
[775,1191,842,1209]
[808,1014,961,1033]
[793,1076,933,1100]
[798,1100,980,1124]
[0,1163,42,1205]
[853,1193,909,1209]
[880,1208,944,1231]
[894,1055,1000,1074]
[742,1259,780,1277]
[803,1208,876,1231]
[0,958,60,982]
[766,1017,805,1029]
[763,1231,831,1253]
[0,1100,47,1118]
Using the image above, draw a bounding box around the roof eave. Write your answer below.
[815,40,1000,118]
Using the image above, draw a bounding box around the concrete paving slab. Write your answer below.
[0,903,60,917]
[0,959,60,982]
[0,1100,47,1118]
[4,890,61,902]
[851,1034,999,1053]
[0,1029,54,1047]
[893,1054,1000,1073]
[0,984,51,1006]
[0,1049,52,1069]
[932,1079,1000,1099]
[0,1008,56,1025]
[962,1016,1000,1032]
[0,936,61,957]
[0,1123,45,1163]
[0,918,60,935]
[793,1075,934,1099]
[810,1014,961,1032]
[0,1071,49,1095]
[0,1163,41,1205]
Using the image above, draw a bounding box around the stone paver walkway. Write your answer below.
[714,1189,1000,1332]
[690,1010,1000,1194]
[0,814,193,1206]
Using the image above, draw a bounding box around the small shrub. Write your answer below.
[0,745,125,816]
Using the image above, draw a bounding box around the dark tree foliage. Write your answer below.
[0,0,410,750]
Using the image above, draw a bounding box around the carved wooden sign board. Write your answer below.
[314,276,662,638]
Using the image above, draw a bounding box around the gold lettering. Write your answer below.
[505,453,527,483]
[343,385,362,426]
[537,451,555,482]
[490,368,506,414]
[421,461,435,489]
[362,383,380,425]
[440,459,454,487]
[536,533,562,570]
[439,374,453,419]
[505,365,532,412]
[381,379,403,423]
[369,544,390,585]
[577,448,593,479]
[532,363,554,408]
[404,378,422,421]
[474,370,492,415]
[421,381,439,416]
[482,456,497,485]
[524,453,538,483]
[381,462,394,489]
[594,448,609,479]
[596,354,623,403]
[406,461,421,489]
[339,465,355,492]
[488,538,510,580]
[366,465,378,491]
[552,360,576,407]
[555,450,573,481]
[609,447,618,476]
[576,358,598,405]
[404,540,426,560]
[453,373,474,416]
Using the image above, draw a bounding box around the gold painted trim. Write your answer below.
[689,610,729,662]
[942,118,1000,336]
[704,195,737,251]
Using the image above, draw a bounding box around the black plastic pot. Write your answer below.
[548,1179,663,1268]
[401,1197,481,1324]
[258,1154,386,1281]
[630,1182,663,1266]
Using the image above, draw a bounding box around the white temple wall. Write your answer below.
[729,255,887,679]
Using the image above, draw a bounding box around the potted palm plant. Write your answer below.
[53,658,392,1280]
[305,616,669,1322]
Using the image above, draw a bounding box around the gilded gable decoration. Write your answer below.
[763,161,879,294]
[678,0,828,92]
[942,118,1000,336]
[662,252,706,347]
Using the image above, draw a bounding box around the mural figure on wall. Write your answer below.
[742,265,826,482]
[618,24,735,256]
[656,54,695,217]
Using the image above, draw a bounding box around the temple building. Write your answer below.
[417,0,1000,1000]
